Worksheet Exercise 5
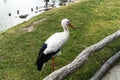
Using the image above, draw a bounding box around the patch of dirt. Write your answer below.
[20,18,46,32]
[33,18,46,25]
[21,25,35,32]
[0,55,4,62]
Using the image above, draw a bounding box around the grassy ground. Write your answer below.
[0,0,120,80]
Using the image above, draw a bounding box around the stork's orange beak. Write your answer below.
[68,23,75,29]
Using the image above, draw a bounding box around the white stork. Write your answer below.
[36,19,75,71]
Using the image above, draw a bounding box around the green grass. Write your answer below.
[0,0,120,80]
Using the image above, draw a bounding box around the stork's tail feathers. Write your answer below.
[36,43,48,71]
[37,61,44,71]
[36,55,44,71]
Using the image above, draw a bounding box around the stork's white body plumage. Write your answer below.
[36,19,75,71]
[44,31,69,55]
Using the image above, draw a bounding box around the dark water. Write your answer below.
[0,0,60,32]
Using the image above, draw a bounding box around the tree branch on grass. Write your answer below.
[90,50,120,80]
[44,30,120,80]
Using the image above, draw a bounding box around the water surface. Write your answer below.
[0,0,60,32]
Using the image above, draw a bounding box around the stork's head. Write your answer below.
[61,19,75,29]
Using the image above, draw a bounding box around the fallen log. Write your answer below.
[90,50,120,80]
[44,30,120,80]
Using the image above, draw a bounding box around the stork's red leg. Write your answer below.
[52,56,54,71]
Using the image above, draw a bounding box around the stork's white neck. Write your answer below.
[62,25,69,37]
[61,20,70,37]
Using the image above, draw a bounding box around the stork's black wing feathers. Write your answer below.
[36,43,60,71]
[36,43,47,71]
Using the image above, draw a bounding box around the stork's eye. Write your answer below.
[67,21,70,24]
